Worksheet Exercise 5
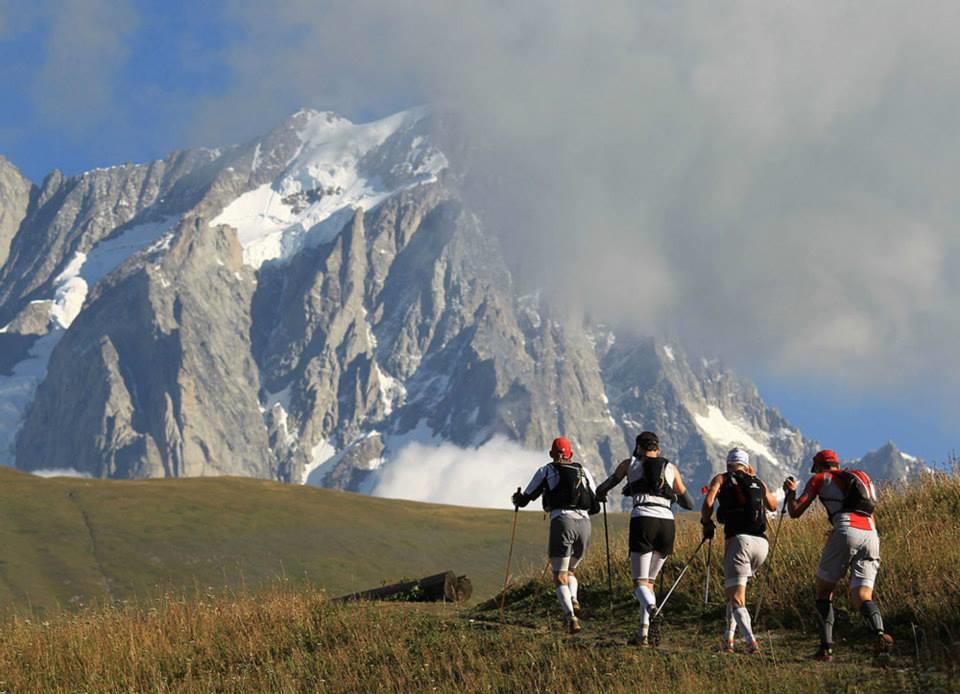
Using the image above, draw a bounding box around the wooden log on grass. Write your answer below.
[334,571,473,603]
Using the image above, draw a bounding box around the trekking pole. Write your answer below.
[499,488,521,619]
[703,536,713,606]
[753,492,790,625]
[602,501,613,614]
[651,537,707,620]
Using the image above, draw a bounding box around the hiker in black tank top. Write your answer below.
[595,431,696,645]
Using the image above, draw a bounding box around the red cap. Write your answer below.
[550,437,574,460]
[812,449,840,471]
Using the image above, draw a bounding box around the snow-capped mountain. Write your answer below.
[848,441,928,484]
[0,107,824,498]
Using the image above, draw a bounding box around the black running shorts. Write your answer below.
[629,515,676,556]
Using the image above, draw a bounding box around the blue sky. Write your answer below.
[1,1,247,181]
[755,376,954,465]
[1,1,956,464]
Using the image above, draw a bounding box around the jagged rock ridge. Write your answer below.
[1,108,834,499]
[849,441,927,484]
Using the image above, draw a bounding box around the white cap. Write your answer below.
[726,448,749,467]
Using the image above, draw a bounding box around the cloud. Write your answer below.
[31,468,91,479]
[371,436,547,509]
[2,1,949,454]
[159,2,960,394]
[28,0,138,133]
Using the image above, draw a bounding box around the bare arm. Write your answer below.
[672,465,695,510]
[595,458,631,499]
[785,475,819,518]
[760,480,778,512]
[701,474,723,523]
[672,467,688,497]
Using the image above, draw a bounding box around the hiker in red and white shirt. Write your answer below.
[783,449,894,661]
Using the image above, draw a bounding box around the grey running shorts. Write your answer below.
[723,534,769,588]
[816,527,881,588]
[548,515,592,572]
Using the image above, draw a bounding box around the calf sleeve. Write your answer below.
[556,585,575,617]
[815,599,835,646]
[859,600,885,635]
[732,606,756,645]
[567,574,579,601]
[635,585,656,613]
[724,602,737,641]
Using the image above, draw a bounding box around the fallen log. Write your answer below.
[334,571,473,604]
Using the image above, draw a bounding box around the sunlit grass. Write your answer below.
[0,473,956,692]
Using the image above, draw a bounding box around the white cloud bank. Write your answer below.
[187,0,960,396]
[31,468,91,478]
[371,436,547,510]
[9,1,960,399]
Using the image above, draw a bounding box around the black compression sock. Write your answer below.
[859,600,885,635]
[815,599,834,646]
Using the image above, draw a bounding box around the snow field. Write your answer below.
[213,108,447,268]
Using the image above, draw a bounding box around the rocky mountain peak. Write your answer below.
[1,107,843,506]
[0,156,33,272]
[851,441,926,484]
[211,106,447,269]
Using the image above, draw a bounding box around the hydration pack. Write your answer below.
[622,457,676,502]
[833,469,877,518]
[542,462,598,513]
[716,469,767,536]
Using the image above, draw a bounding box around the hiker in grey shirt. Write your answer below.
[512,436,600,634]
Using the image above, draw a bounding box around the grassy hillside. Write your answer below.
[0,466,627,614]
[0,471,956,691]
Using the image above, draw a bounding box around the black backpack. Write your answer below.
[622,457,676,501]
[833,469,877,517]
[542,462,599,514]
[716,470,766,536]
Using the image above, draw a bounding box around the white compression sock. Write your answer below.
[556,585,575,617]
[634,585,654,611]
[733,606,756,645]
[567,575,579,602]
[725,603,737,641]
[639,585,656,613]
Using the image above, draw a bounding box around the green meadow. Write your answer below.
[0,466,957,691]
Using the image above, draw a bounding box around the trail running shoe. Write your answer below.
[571,598,581,615]
[874,633,894,663]
[746,639,761,655]
[567,615,582,635]
[627,630,649,647]
[721,638,736,653]
[649,611,663,647]
[814,645,834,662]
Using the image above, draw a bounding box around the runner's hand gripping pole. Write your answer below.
[499,487,522,618]
[651,537,708,621]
